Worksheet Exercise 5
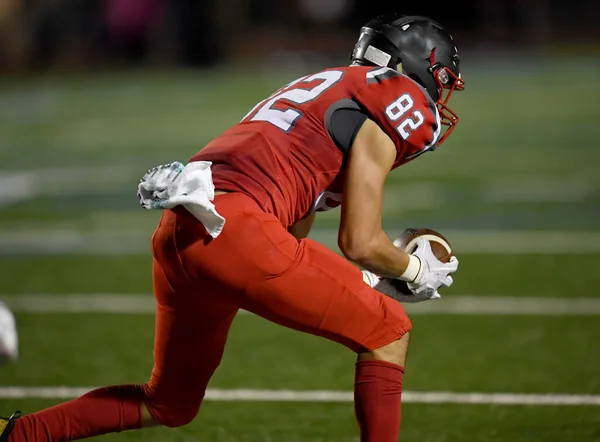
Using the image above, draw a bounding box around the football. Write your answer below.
[375,228,453,298]
[394,228,453,263]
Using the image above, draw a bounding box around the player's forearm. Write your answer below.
[343,229,412,279]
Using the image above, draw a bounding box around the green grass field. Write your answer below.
[0,57,599,441]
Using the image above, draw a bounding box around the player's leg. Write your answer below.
[7,223,238,442]
[140,255,238,428]
[240,237,410,442]
[354,333,409,442]
[177,193,411,442]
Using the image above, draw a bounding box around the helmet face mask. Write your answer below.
[351,15,465,145]
[428,52,465,145]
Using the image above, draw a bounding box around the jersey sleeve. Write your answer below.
[327,107,369,155]
[354,67,441,165]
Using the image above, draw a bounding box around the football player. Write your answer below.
[2,14,462,442]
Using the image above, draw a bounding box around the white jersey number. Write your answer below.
[243,70,344,132]
[385,93,425,140]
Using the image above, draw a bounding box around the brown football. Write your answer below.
[387,228,453,295]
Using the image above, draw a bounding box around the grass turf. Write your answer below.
[1,60,599,441]
[1,400,598,442]
[0,253,598,297]
[2,313,598,394]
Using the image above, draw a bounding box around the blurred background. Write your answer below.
[1,0,600,70]
[0,1,599,441]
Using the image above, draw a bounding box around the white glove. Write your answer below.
[137,162,185,209]
[363,269,430,303]
[407,238,458,300]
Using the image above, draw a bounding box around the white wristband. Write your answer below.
[398,255,423,283]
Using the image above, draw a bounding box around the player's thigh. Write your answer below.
[155,196,410,355]
[145,254,238,413]
[242,236,411,354]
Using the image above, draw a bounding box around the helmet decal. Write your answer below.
[364,45,392,67]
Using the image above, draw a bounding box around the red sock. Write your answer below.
[9,385,143,442]
[354,360,404,442]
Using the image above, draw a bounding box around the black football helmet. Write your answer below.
[351,15,465,144]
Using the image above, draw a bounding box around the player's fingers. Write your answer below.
[443,257,459,273]
[430,261,456,274]
[417,288,440,301]
[439,275,453,288]
[414,282,436,296]
[414,237,432,254]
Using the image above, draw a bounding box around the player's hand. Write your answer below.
[407,238,458,300]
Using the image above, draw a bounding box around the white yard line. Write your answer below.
[310,230,600,255]
[0,167,137,207]
[0,386,598,405]
[2,166,597,207]
[2,294,600,315]
[3,230,600,255]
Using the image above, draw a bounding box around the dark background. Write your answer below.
[1,0,598,71]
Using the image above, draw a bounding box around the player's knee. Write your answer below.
[142,384,202,428]
[160,407,199,428]
[360,332,410,366]
[147,403,200,428]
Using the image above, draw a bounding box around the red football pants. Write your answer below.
[143,192,411,426]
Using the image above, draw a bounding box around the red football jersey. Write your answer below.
[191,66,441,228]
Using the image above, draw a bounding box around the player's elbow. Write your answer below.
[339,234,376,265]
